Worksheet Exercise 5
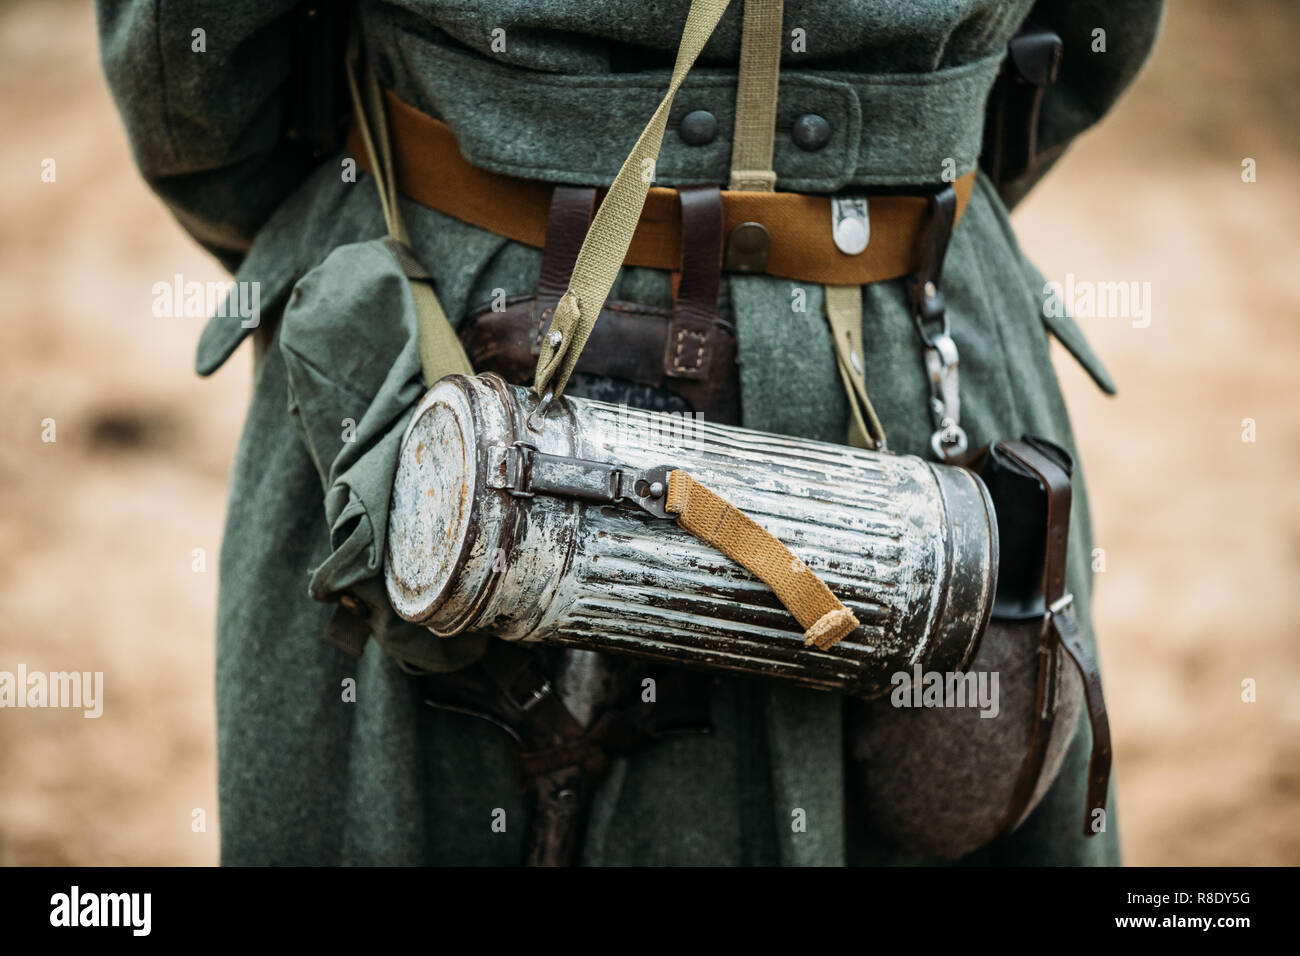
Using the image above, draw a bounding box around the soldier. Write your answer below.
[99,0,1161,865]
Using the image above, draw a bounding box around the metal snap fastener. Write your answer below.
[678,110,718,146]
[830,196,870,255]
[792,113,832,151]
[835,218,867,254]
[724,221,771,273]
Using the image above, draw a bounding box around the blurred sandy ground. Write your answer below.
[0,0,1296,865]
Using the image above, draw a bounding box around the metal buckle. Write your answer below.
[907,187,966,462]
[1046,593,1075,621]
[625,464,676,519]
[912,280,950,347]
[503,441,539,498]
[492,443,677,519]
[923,333,968,461]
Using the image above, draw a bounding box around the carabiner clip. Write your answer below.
[906,186,967,462]
[923,333,968,461]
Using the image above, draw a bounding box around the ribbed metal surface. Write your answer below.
[538,401,945,691]
[386,375,996,698]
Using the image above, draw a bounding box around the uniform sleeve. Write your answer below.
[998,0,1163,209]
[96,1,342,270]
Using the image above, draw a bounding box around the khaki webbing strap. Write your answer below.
[825,284,887,450]
[729,0,784,192]
[535,0,732,402]
[346,29,406,244]
[380,238,474,384]
[346,25,474,385]
[665,471,860,649]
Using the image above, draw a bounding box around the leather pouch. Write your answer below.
[848,435,1096,860]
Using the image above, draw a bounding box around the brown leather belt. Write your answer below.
[347,89,977,286]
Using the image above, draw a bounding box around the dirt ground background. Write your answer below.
[1,0,1297,866]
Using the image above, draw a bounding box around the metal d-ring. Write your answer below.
[526,387,555,434]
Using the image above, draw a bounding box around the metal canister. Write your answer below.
[385,373,997,699]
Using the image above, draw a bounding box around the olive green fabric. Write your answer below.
[98,0,1161,865]
[727,0,783,191]
[825,284,888,450]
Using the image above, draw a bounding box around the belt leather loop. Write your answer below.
[535,186,598,353]
[665,185,724,381]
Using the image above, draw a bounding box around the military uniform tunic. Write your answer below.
[98,0,1161,864]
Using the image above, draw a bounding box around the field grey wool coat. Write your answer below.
[98,0,1161,865]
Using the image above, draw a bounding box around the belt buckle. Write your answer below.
[503,441,539,498]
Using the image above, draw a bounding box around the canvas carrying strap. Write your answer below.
[345,24,474,386]
[665,471,859,649]
[995,440,1112,838]
[534,0,800,400]
[732,1,886,451]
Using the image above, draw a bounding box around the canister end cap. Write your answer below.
[385,380,479,627]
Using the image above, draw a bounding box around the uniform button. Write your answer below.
[679,110,718,146]
[724,221,771,273]
[792,113,832,151]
